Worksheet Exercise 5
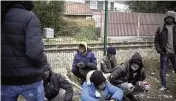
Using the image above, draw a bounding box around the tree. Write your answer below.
[33,1,80,37]
[125,1,176,13]
[33,1,67,36]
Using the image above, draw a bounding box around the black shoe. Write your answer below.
[126,93,138,101]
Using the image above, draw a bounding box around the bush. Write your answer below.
[58,21,81,37]
[96,27,101,37]
[74,26,98,41]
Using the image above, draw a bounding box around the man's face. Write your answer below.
[42,70,50,80]
[165,17,174,25]
[131,63,140,71]
[97,82,106,90]
[79,46,86,54]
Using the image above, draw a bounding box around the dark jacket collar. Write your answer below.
[12,3,27,10]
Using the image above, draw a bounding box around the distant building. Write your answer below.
[85,0,115,11]
[64,2,95,27]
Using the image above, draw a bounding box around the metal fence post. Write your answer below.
[104,0,108,55]
[137,13,141,38]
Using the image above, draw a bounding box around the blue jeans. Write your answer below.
[160,54,176,87]
[1,81,44,101]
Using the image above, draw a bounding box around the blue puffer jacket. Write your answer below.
[81,81,124,101]
[72,49,97,79]
[1,3,47,85]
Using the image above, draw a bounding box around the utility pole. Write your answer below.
[104,0,108,55]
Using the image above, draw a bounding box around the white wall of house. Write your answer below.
[114,2,129,12]
[86,1,115,11]
[84,0,129,11]
[92,14,102,27]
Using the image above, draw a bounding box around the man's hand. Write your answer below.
[120,82,134,95]
[105,99,115,101]
[160,52,165,55]
[136,81,142,86]
[77,62,85,68]
[120,82,134,90]
[109,99,116,101]
[137,81,150,92]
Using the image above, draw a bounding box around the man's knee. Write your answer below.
[72,68,81,78]
[1,85,18,101]
[59,88,66,97]
[52,89,66,101]
[22,81,44,101]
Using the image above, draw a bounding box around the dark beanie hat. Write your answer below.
[107,46,116,55]
[90,71,106,87]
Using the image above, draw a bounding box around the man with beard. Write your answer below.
[154,11,176,91]
[109,52,148,101]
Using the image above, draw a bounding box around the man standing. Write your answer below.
[2,1,47,100]
[154,11,176,91]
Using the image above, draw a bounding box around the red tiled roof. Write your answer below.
[64,2,92,15]
[106,12,164,36]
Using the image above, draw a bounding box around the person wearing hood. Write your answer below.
[81,70,124,101]
[72,42,97,84]
[154,11,176,91]
[42,64,73,101]
[100,46,118,74]
[109,52,147,101]
[1,1,48,101]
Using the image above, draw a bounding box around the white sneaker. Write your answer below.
[159,86,167,91]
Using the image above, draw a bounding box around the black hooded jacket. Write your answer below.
[2,2,47,85]
[43,67,73,101]
[110,52,146,86]
[154,11,176,54]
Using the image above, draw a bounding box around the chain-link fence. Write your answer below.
[32,1,159,74]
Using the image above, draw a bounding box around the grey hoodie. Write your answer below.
[164,11,176,54]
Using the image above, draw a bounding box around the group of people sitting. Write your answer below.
[2,1,175,101]
[42,10,176,101]
[42,42,150,101]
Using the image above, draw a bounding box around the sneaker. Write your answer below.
[159,86,167,91]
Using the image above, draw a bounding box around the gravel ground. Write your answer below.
[43,36,154,45]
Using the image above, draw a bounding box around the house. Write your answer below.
[64,2,95,27]
[85,0,115,11]
[64,1,164,37]
[85,1,129,29]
